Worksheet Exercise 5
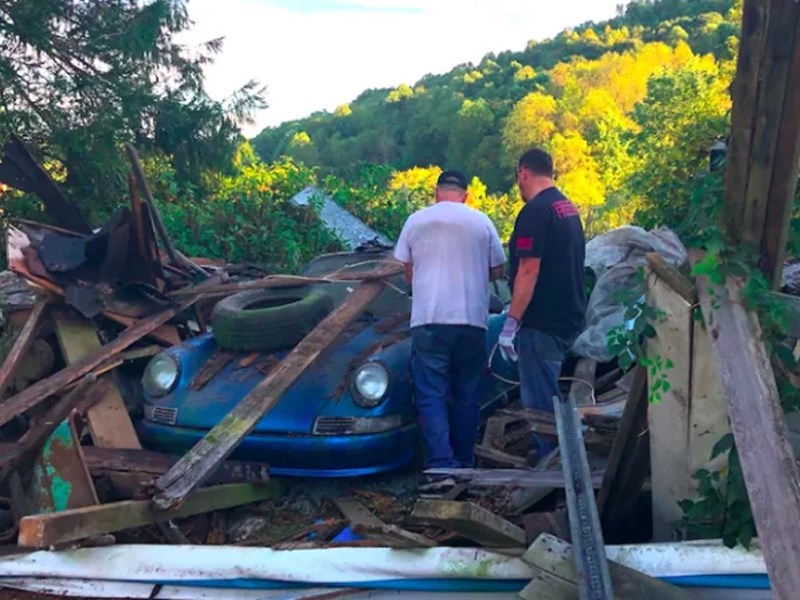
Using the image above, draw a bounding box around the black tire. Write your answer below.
[211,287,334,352]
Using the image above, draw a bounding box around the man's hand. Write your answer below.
[498,315,520,362]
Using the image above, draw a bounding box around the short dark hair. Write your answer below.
[436,170,468,190]
[518,148,553,177]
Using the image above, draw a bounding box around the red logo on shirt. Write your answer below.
[516,237,533,251]
[552,200,579,219]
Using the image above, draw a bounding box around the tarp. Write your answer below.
[0,540,768,597]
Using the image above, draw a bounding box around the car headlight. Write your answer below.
[352,362,389,407]
[142,353,180,397]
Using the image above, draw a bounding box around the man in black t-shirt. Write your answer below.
[498,148,586,460]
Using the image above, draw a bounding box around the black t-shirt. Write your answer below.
[508,187,586,341]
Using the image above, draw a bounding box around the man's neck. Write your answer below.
[525,180,555,203]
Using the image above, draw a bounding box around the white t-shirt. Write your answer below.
[394,202,506,330]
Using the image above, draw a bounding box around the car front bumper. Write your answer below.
[138,420,418,478]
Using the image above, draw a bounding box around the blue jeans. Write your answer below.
[411,325,487,470]
[518,327,571,456]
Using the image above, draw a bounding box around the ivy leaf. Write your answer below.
[710,433,734,460]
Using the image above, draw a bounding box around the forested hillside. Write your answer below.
[0,0,750,271]
[254,0,739,238]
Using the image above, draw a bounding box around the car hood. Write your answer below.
[143,317,412,435]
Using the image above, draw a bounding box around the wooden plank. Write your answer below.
[694,259,800,599]
[569,358,596,406]
[53,310,141,450]
[425,468,602,488]
[597,366,650,541]
[331,496,384,528]
[410,499,526,548]
[645,264,693,541]
[474,445,530,468]
[521,533,692,600]
[760,6,800,285]
[0,292,202,428]
[722,0,769,236]
[18,481,285,548]
[82,446,271,484]
[0,297,48,399]
[152,281,386,510]
[740,0,800,254]
[646,253,695,303]
[190,349,236,391]
[350,523,437,548]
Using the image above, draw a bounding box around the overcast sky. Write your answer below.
[182,0,623,136]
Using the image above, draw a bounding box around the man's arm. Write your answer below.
[393,217,414,285]
[508,257,540,321]
[490,264,505,281]
[488,220,506,281]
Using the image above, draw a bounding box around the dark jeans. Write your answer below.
[518,327,572,456]
[411,324,487,470]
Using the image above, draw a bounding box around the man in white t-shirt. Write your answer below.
[394,170,505,487]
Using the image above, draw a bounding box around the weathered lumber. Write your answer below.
[695,259,800,599]
[79,446,271,484]
[0,374,96,484]
[410,499,525,548]
[331,496,384,528]
[739,0,800,283]
[424,468,602,488]
[569,358,597,406]
[54,310,141,450]
[18,481,285,548]
[474,444,530,468]
[0,293,202,428]
[597,366,649,538]
[521,534,692,600]
[351,522,437,548]
[0,297,48,399]
[152,281,386,509]
[722,0,769,237]
[190,349,236,391]
[760,4,800,284]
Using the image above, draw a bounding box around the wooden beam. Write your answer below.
[740,0,800,252]
[694,257,800,599]
[152,281,386,510]
[53,310,141,450]
[0,297,48,399]
[425,467,602,488]
[597,367,650,542]
[521,534,692,600]
[350,523,438,549]
[18,482,285,548]
[474,445,530,468]
[760,6,800,285]
[722,0,769,237]
[0,293,202,428]
[410,499,526,548]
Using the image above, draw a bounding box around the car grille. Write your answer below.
[313,417,356,435]
[148,405,178,426]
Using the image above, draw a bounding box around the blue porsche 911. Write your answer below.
[137,242,519,477]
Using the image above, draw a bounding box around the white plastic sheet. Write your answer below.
[573,226,688,361]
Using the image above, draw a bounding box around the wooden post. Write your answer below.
[723,0,800,286]
[645,256,730,540]
[694,257,800,599]
[152,281,385,510]
[18,482,285,548]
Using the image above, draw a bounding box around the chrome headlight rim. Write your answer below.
[351,361,390,408]
[142,353,181,398]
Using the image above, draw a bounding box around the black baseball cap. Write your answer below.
[436,170,468,190]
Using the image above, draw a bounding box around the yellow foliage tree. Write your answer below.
[502,92,558,166]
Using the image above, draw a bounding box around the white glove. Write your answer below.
[498,316,520,362]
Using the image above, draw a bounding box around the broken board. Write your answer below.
[410,499,525,548]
